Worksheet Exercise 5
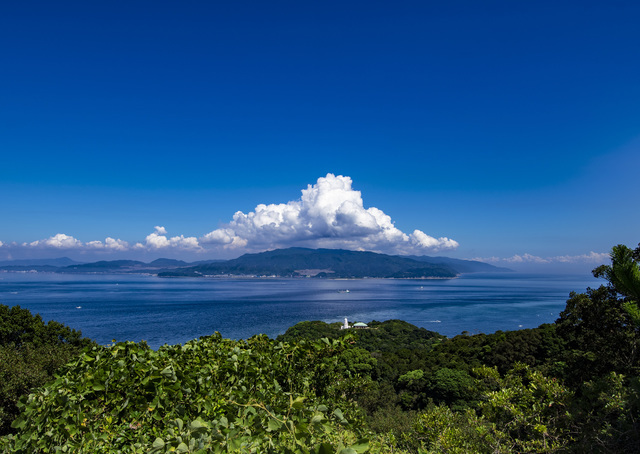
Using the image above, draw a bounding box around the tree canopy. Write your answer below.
[0,305,93,436]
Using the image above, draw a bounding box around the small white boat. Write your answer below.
[338,289,350,293]
[76,306,82,309]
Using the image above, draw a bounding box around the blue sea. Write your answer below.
[0,272,601,349]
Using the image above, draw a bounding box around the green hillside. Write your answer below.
[159,248,460,278]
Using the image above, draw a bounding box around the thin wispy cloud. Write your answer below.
[474,251,610,265]
[552,252,611,263]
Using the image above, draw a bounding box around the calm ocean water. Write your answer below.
[0,272,601,349]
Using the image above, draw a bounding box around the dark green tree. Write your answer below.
[593,243,640,325]
[555,285,639,384]
[0,305,92,435]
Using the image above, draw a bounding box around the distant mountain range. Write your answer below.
[404,255,509,274]
[158,248,510,278]
[0,248,510,278]
[0,257,83,267]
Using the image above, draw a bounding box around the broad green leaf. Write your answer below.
[190,419,206,430]
[314,442,335,454]
[267,418,283,431]
[11,418,27,429]
[350,440,370,453]
[291,396,305,409]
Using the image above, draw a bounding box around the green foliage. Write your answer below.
[278,319,444,387]
[478,364,572,451]
[414,405,492,453]
[415,364,573,453]
[422,324,564,376]
[4,334,372,453]
[277,320,444,355]
[556,286,640,384]
[0,305,92,436]
[277,321,344,343]
[568,372,640,453]
[425,368,476,411]
[593,243,640,326]
[0,305,87,348]
[593,243,640,302]
[366,405,417,440]
[355,320,445,353]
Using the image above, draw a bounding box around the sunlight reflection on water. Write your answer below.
[0,272,600,348]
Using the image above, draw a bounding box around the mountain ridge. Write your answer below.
[0,249,509,277]
[158,247,508,278]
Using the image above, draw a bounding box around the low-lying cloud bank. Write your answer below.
[473,251,611,265]
[28,234,130,251]
[1,174,458,259]
[5,227,202,257]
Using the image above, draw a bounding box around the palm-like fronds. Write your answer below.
[594,244,640,326]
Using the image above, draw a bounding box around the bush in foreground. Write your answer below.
[2,334,378,453]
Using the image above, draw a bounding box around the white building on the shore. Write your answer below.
[340,317,368,329]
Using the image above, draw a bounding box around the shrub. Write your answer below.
[0,304,92,435]
[5,334,372,453]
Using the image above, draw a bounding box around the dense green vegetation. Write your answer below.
[1,243,639,452]
[0,305,93,436]
[279,244,640,452]
[2,335,377,453]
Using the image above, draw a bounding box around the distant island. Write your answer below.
[0,248,509,278]
[157,247,509,278]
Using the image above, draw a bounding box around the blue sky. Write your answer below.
[1,1,639,271]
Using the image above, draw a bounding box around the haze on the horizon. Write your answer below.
[1,2,638,273]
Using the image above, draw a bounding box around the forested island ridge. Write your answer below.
[0,247,508,278]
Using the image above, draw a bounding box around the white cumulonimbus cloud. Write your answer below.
[201,173,458,254]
